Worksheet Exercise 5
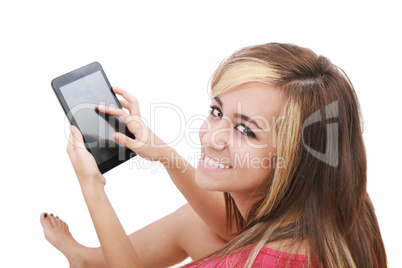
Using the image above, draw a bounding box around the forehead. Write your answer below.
[214,82,284,121]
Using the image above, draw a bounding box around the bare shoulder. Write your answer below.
[176,203,228,260]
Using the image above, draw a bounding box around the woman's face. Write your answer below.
[195,82,284,196]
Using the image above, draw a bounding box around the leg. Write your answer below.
[41,204,227,267]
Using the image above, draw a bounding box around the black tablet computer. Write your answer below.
[51,62,136,174]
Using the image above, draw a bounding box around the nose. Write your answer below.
[200,117,232,150]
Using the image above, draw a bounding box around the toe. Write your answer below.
[62,221,69,232]
[54,215,61,227]
[49,213,58,227]
[53,214,66,229]
[40,212,52,228]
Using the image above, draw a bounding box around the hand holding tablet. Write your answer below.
[51,62,136,174]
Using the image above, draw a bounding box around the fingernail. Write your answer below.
[70,126,75,134]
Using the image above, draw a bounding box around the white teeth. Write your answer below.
[205,155,230,169]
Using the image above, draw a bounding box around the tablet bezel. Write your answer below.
[51,62,136,174]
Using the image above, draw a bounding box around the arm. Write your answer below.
[98,87,233,240]
[74,203,225,268]
[162,148,231,240]
[127,203,226,267]
[66,127,223,267]
[84,186,142,267]
[67,125,143,268]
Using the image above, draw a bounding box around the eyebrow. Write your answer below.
[234,113,262,130]
[214,96,222,107]
[214,96,262,130]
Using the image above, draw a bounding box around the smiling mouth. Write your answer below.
[204,155,231,169]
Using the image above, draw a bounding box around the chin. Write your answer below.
[195,173,214,191]
[195,168,224,192]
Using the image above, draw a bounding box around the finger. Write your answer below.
[97,105,129,121]
[71,125,84,144]
[67,126,77,155]
[68,125,86,150]
[112,87,140,116]
[113,132,143,150]
[119,99,130,110]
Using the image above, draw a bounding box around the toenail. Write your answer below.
[44,213,48,218]
[50,213,54,217]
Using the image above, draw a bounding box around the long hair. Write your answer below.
[188,43,387,267]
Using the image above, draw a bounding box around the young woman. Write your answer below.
[41,43,387,267]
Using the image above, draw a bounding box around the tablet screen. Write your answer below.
[60,70,127,165]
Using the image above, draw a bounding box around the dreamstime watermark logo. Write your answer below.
[231,152,286,169]
[64,99,340,170]
[301,101,339,167]
[126,151,286,174]
[64,100,282,150]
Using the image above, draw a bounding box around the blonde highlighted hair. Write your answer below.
[188,43,386,267]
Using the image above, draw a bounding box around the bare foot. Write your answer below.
[40,212,103,268]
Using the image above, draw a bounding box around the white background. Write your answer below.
[0,1,400,267]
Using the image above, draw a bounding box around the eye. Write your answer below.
[209,105,223,118]
[235,123,256,138]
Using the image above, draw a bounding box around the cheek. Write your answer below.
[236,147,275,187]
[232,145,275,172]
[199,119,210,143]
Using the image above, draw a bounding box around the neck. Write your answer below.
[229,191,262,219]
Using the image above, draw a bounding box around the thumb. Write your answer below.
[69,125,86,149]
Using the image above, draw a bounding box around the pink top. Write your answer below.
[188,247,314,267]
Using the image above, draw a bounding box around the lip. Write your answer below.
[198,154,232,172]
